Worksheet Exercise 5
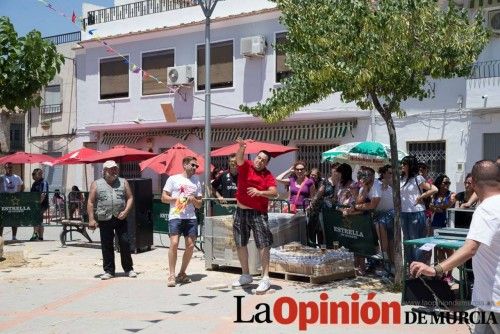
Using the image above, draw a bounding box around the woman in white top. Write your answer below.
[354,165,395,266]
[400,156,437,263]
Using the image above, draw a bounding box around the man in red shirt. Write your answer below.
[232,138,278,294]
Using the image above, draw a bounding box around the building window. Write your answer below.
[276,32,292,83]
[142,49,175,95]
[296,144,336,178]
[483,133,500,161]
[9,123,25,151]
[407,141,446,179]
[100,56,129,99]
[197,40,233,90]
[41,85,62,114]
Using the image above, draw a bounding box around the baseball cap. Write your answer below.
[103,160,118,169]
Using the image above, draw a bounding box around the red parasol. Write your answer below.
[210,139,298,158]
[0,152,56,165]
[51,148,101,165]
[139,143,209,175]
[82,145,155,163]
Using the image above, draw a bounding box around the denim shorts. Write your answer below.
[373,209,395,239]
[169,219,198,237]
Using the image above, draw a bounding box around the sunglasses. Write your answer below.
[295,168,305,171]
[443,181,451,185]
[190,163,199,168]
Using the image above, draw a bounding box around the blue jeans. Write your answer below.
[401,211,428,263]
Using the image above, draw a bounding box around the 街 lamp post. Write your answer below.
[199,0,219,200]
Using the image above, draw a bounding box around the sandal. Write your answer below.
[176,272,191,284]
[167,275,176,287]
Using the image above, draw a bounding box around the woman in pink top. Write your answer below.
[276,160,316,212]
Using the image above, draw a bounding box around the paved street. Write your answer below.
[0,226,472,333]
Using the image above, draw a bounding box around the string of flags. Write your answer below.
[37,0,177,94]
[35,0,241,112]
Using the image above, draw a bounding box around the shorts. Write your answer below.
[233,207,273,249]
[169,219,198,237]
[374,209,395,239]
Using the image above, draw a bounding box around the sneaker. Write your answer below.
[176,272,191,283]
[29,233,38,241]
[100,272,114,280]
[38,237,44,241]
[232,274,253,288]
[12,237,17,241]
[256,278,271,294]
[372,252,383,260]
[167,275,176,287]
[127,270,137,278]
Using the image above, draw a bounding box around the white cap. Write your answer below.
[102,160,118,169]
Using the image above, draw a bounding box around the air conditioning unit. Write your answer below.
[488,9,500,34]
[240,35,266,57]
[167,65,194,86]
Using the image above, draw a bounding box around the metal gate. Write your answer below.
[296,144,337,177]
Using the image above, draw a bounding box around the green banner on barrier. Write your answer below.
[152,198,169,234]
[0,193,42,227]
[322,207,377,256]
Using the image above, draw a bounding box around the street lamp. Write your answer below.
[198,0,219,201]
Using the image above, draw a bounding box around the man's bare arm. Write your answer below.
[235,137,246,166]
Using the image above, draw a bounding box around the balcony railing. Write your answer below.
[43,31,81,45]
[40,104,62,115]
[469,60,500,79]
[86,0,200,26]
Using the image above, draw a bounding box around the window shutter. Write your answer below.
[100,57,129,99]
[142,50,174,95]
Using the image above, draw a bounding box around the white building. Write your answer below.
[23,32,81,192]
[35,0,500,194]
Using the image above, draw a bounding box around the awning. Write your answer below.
[212,121,356,143]
[100,120,356,145]
[101,128,203,145]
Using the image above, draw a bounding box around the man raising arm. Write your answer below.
[232,138,277,294]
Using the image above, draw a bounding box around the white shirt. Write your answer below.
[375,180,394,211]
[466,194,500,312]
[0,174,23,193]
[400,175,426,213]
[163,174,202,220]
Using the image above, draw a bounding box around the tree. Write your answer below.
[241,0,489,283]
[0,16,64,112]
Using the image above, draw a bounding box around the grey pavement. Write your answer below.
[0,226,472,333]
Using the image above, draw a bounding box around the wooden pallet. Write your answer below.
[270,269,355,284]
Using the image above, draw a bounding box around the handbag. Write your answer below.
[289,178,308,214]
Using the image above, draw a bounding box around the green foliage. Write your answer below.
[0,17,64,113]
[240,0,489,121]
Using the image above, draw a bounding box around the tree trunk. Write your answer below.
[0,113,11,154]
[382,113,404,285]
[370,93,404,285]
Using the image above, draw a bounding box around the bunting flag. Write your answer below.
[131,64,141,73]
[37,0,241,112]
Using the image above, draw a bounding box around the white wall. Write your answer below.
[81,0,277,40]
